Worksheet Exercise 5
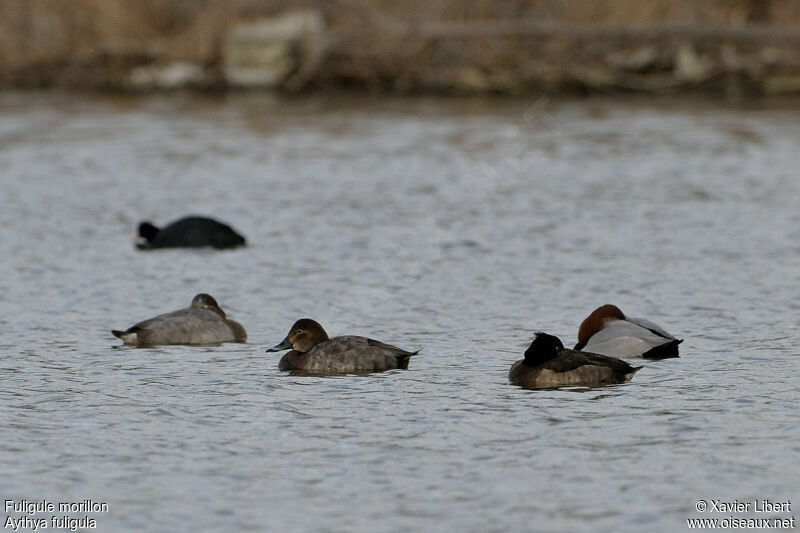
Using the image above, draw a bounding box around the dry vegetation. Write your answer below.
[2,0,800,93]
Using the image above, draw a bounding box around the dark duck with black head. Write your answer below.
[267,318,419,375]
[136,216,246,249]
[509,332,642,389]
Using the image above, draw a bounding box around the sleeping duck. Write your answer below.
[575,304,682,359]
[112,293,247,346]
[267,319,418,375]
[509,332,642,389]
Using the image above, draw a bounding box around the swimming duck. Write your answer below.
[112,293,247,346]
[136,216,246,249]
[509,332,642,389]
[574,304,682,359]
[266,319,418,374]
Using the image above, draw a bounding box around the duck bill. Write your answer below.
[266,337,292,353]
[134,236,152,250]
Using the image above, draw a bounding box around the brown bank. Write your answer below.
[2,0,800,95]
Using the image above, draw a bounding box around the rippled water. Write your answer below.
[1,92,799,532]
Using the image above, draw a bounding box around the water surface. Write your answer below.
[1,92,798,532]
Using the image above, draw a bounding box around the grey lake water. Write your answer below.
[1,92,799,532]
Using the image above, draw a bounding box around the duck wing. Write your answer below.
[366,337,418,355]
[306,336,417,373]
[580,319,678,358]
[542,349,639,375]
[626,316,677,340]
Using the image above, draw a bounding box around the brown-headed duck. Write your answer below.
[136,216,246,249]
[112,293,247,346]
[575,304,682,359]
[266,319,418,374]
[509,332,642,389]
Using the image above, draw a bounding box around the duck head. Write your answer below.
[523,332,565,365]
[138,221,160,243]
[267,318,329,354]
[191,293,226,318]
[577,304,626,346]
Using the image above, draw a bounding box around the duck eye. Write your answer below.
[295,329,303,336]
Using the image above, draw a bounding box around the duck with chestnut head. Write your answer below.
[575,304,682,359]
[267,319,418,375]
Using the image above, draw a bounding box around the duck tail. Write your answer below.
[625,365,644,381]
[396,349,421,370]
[642,338,682,360]
[112,329,138,345]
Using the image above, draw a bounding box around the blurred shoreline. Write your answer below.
[2,0,800,96]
